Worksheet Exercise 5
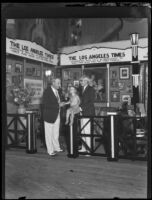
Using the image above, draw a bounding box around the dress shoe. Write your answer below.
[55,149,64,152]
[78,149,87,153]
[49,152,56,156]
[85,154,91,157]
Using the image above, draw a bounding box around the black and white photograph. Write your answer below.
[2,2,151,200]
[111,70,118,79]
[120,67,130,79]
[121,94,131,103]
[110,91,120,102]
[15,63,22,73]
[6,64,12,73]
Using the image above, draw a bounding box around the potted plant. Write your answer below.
[10,85,35,114]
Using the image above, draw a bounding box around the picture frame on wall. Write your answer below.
[122,95,131,104]
[15,63,22,73]
[111,70,118,79]
[6,64,12,73]
[111,79,118,88]
[36,69,41,77]
[73,72,80,80]
[26,68,33,76]
[63,70,70,80]
[126,84,132,93]
[120,67,129,79]
[110,91,120,102]
[73,80,79,87]
[118,82,125,90]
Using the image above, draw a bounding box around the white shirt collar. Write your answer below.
[83,85,88,90]
[51,86,58,96]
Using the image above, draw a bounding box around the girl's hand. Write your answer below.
[59,102,66,107]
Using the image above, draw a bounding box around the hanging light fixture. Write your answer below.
[130,33,139,46]
[45,70,52,77]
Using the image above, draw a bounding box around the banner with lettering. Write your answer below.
[138,47,148,61]
[24,79,43,104]
[60,47,132,65]
[6,38,57,65]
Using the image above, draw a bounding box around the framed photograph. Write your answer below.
[118,82,125,90]
[15,63,22,73]
[63,70,70,80]
[26,68,33,76]
[110,91,120,102]
[120,67,130,79]
[12,75,20,85]
[111,70,117,79]
[73,72,80,80]
[126,84,132,93]
[6,64,12,73]
[111,79,118,88]
[56,68,61,78]
[36,69,41,77]
[73,80,79,87]
[122,95,131,103]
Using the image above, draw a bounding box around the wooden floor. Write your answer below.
[5,148,147,199]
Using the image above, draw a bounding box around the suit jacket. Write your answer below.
[80,85,95,116]
[42,86,59,123]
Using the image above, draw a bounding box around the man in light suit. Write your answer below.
[42,78,65,156]
[79,76,95,153]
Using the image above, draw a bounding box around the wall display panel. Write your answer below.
[83,66,108,103]
[24,59,42,80]
[109,65,133,107]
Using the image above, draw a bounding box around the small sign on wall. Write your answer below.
[110,91,120,102]
[24,79,43,104]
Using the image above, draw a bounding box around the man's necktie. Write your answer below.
[55,90,60,103]
[82,86,85,93]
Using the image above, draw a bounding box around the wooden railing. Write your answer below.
[7,113,27,148]
[7,111,38,153]
[67,114,147,161]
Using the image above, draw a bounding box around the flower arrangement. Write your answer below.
[10,85,35,107]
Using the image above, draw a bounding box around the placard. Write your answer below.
[60,47,132,65]
[6,37,57,65]
[24,79,43,104]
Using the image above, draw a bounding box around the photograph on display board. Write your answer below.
[126,84,132,93]
[111,79,118,88]
[63,70,70,80]
[32,68,37,76]
[121,94,131,104]
[15,63,22,73]
[110,91,120,102]
[56,68,61,77]
[26,67,41,77]
[12,75,22,85]
[73,80,79,87]
[111,70,118,79]
[36,69,41,77]
[6,64,12,73]
[120,67,130,79]
[118,82,125,90]
[26,68,33,76]
[73,72,80,80]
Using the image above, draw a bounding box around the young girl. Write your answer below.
[65,86,81,125]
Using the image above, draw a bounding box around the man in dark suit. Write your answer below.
[42,78,65,156]
[79,76,95,153]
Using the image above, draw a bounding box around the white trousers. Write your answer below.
[44,114,61,155]
[81,118,91,151]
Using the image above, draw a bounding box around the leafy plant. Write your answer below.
[10,85,35,107]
